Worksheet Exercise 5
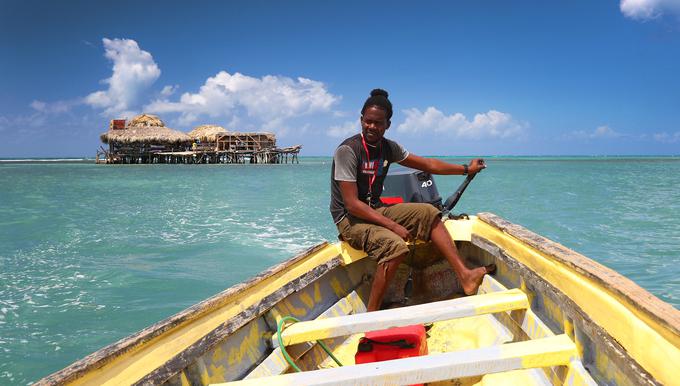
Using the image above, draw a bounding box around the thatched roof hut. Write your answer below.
[127,114,165,128]
[100,126,191,144]
[100,114,191,144]
[188,125,229,142]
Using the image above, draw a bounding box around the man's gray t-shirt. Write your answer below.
[330,134,409,223]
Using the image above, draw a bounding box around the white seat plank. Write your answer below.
[273,288,528,347]
[217,334,576,386]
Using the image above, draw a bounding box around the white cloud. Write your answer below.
[0,113,48,134]
[567,125,623,140]
[327,120,359,138]
[145,71,339,133]
[84,38,161,117]
[653,131,680,143]
[620,0,680,20]
[22,38,340,138]
[30,99,78,114]
[160,85,178,97]
[1,100,84,136]
[396,107,527,139]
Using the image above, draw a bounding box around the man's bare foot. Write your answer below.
[461,264,496,295]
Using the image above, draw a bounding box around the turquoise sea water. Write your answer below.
[1,157,679,384]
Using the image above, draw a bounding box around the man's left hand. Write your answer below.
[468,158,486,175]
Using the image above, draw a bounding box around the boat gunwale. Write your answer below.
[476,212,680,339]
[135,253,346,385]
[36,241,331,386]
[469,234,659,385]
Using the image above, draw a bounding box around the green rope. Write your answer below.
[276,316,344,372]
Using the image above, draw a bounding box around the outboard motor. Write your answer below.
[382,160,485,216]
[381,167,443,209]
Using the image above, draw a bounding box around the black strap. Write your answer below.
[357,337,415,352]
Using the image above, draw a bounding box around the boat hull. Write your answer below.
[37,213,680,386]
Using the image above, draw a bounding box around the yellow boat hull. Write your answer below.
[37,213,680,386]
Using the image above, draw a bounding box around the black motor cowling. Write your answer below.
[381,167,443,209]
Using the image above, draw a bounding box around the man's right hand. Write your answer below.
[390,223,410,241]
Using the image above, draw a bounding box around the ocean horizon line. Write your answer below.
[2,154,679,163]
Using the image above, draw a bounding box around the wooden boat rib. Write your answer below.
[37,213,680,386]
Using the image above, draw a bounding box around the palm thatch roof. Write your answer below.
[127,114,165,128]
[100,126,191,144]
[188,125,229,142]
[100,114,190,144]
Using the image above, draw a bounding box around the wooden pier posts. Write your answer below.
[101,147,302,165]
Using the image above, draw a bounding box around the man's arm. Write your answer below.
[399,154,485,175]
[338,181,410,240]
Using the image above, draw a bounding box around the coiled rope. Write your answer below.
[276,316,344,372]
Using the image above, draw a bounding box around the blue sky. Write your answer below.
[1,0,679,157]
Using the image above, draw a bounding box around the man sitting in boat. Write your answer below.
[330,88,494,311]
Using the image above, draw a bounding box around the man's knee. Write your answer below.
[388,203,441,241]
[418,203,442,221]
[431,214,442,229]
[378,251,407,268]
[371,235,409,265]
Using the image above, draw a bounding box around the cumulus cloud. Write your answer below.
[653,131,680,143]
[145,71,339,132]
[327,120,359,138]
[567,125,623,140]
[30,99,79,114]
[84,38,161,117]
[620,0,680,20]
[24,37,340,137]
[396,107,527,139]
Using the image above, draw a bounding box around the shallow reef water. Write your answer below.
[0,156,678,384]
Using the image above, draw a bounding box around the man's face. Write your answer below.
[361,106,391,145]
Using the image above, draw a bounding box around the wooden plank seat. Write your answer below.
[272,288,529,347]
[217,334,576,386]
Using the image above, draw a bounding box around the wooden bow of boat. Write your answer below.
[37,213,680,386]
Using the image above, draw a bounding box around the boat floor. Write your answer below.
[222,273,590,386]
